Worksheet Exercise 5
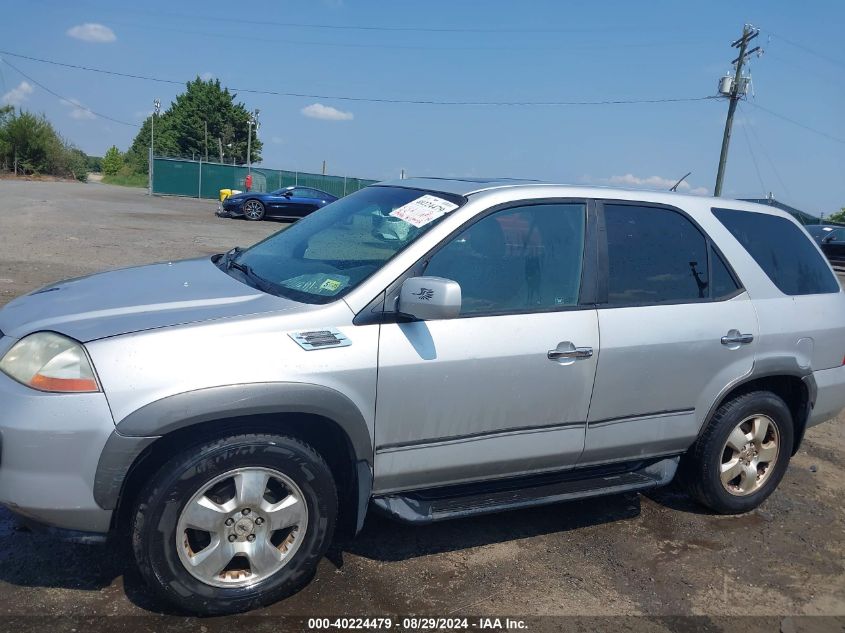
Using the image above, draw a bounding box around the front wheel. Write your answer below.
[131,433,337,615]
[681,391,794,514]
[243,199,265,221]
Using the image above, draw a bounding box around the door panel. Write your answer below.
[373,200,597,493]
[581,201,757,465]
[374,311,599,492]
[581,298,757,465]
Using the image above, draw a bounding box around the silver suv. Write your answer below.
[1,179,844,614]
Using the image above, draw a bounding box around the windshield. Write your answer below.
[225,186,466,303]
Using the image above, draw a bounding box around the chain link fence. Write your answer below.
[151,157,378,200]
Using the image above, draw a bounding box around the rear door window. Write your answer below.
[713,208,839,295]
[604,204,711,304]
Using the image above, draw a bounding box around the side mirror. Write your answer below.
[398,277,461,321]
[284,190,293,198]
[822,234,835,244]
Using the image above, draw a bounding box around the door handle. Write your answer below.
[548,345,594,360]
[721,330,754,346]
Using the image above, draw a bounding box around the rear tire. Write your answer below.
[131,433,337,615]
[681,391,793,514]
[243,199,265,221]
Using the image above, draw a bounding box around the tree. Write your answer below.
[126,77,262,172]
[102,145,123,176]
[826,208,845,224]
[0,108,88,181]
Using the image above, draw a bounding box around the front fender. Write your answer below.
[94,382,374,512]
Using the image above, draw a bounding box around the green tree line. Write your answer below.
[0,106,88,180]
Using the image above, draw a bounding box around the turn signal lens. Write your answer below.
[0,332,99,393]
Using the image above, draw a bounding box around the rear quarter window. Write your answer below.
[713,208,839,296]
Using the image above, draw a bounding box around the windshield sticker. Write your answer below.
[389,195,459,228]
[320,278,343,292]
[280,273,350,296]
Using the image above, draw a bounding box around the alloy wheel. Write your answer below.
[243,200,264,220]
[175,467,308,588]
[720,414,780,496]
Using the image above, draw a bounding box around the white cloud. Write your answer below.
[588,173,709,196]
[271,136,285,144]
[60,97,96,120]
[66,23,116,43]
[200,72,214,81]
[1,81,33,106]
[301,103,353,121]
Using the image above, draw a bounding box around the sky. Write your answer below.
[2,0,843,214]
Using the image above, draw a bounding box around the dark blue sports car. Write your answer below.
[217,186,338,221]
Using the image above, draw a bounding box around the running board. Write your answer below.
[372,457,678,524]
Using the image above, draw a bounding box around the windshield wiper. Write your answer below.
[222,247,271,291]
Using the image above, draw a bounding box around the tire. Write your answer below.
[681,391,794,514]
[131,433,337,615]
[243,199,265,221]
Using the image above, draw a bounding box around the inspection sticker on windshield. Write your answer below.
[389,195,459,228]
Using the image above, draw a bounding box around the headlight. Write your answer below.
[0,332,100,393]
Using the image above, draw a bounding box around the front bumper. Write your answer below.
[808,364,845,428]
[0,348,116,533]
[216,201,244,218]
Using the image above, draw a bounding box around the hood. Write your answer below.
[0,258,305,342]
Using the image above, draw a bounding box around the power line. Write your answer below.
[744,100,845,145]
[764,30,845,70]
[81,6,686,35]
[0,57,139,127]
[738,112,767,196]
[105,18,707,53]
[739,103,791,198]
[0,50,720,108]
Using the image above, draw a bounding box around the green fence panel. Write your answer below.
[153,157,378,200]
[152,158,201,197]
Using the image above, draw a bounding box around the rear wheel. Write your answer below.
[682,391,793,514]
[131,433,337,615]
[243,199,265,221]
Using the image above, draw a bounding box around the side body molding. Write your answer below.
[94,382,375,520]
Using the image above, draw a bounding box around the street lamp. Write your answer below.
[247,108,259,173]
[149,98,161,195]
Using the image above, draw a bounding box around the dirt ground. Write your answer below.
[0,180,842,628]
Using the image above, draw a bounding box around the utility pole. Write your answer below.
[714,24,762,197]
[322,160,327,176]
[247,108,259,173]
[218,137,223,163]
[204,121,209,162]
[149,98,160,196]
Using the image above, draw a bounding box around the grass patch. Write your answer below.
[101,171,148,188]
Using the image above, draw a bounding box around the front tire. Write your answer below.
[681,391,794,514]
[243,199,265,221]
[131,433,337,615]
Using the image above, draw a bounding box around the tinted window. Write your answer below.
[710,245,741,299]
[713,208,839,295]
[605,204,709,304]
[425,203,586,315]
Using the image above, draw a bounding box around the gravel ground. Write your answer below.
[0,179,843,628]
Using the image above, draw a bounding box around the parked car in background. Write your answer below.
[2,179,845,614]
[217,186,338,221]
[806,224,845,266]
